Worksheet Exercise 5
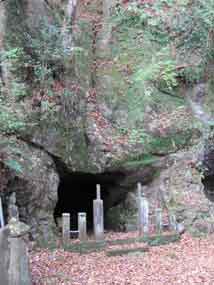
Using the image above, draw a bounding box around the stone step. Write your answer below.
[106,246,149,257]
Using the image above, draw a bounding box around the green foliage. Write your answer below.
[178,65,205,84]
[107,233,180,247]
[0,105,26,134]
[0,16,84,133]
[0,47,28,98]
[4,159,22,173]
[11,82,28,100]
[110,2,182,138]
[147,132,193,153]
[63,241,106,254]
[109,0,213,154]
[122,155,158,169]
[146,234,180,246]
[134,48,178,90]
[112,152,159,170]
[112,2,149,28]
[0,48,27,134]
[0,47,23,62]
[171,0,214,55]
[0,139,24,174]
[21,18,72,94]
[113,0,214,86]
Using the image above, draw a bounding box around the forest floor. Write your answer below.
[30,231,214,285]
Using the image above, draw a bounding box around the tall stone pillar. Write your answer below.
[62,213,70,245]
[93,184,104,241]
[137,183,149,236]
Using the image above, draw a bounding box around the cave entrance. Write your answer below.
[202,176,214,202]
[54,171,125,231]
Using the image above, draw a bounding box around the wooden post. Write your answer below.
[93,184,104,241]
[0,197,4,228]
[137,183,149,236]
[78,212,87,241]
[62,213,70,244]
[155,208,163,234]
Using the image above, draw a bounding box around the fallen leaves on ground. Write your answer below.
[30,232,214,285]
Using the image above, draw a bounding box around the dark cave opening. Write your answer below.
[201,150,214,202]
[54,171,126,231]
[202,176,214,202]
[199,146,214,203]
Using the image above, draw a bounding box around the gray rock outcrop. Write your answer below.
[0,0,213,240]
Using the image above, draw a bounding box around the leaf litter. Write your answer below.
[30,232,214,285]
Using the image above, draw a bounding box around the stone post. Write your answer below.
[8,217,31,285]
[62,213,70,245]
[155,208,163,234]
[78,212,87,241]
[169,210,177,231]
[93,184,104,241]
[0,227,10,285]
[8,234,32,285]
[0,196,5,227]
[137,183,149,236]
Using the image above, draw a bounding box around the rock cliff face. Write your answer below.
[0,135,59,240]
[0,0,213,239]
